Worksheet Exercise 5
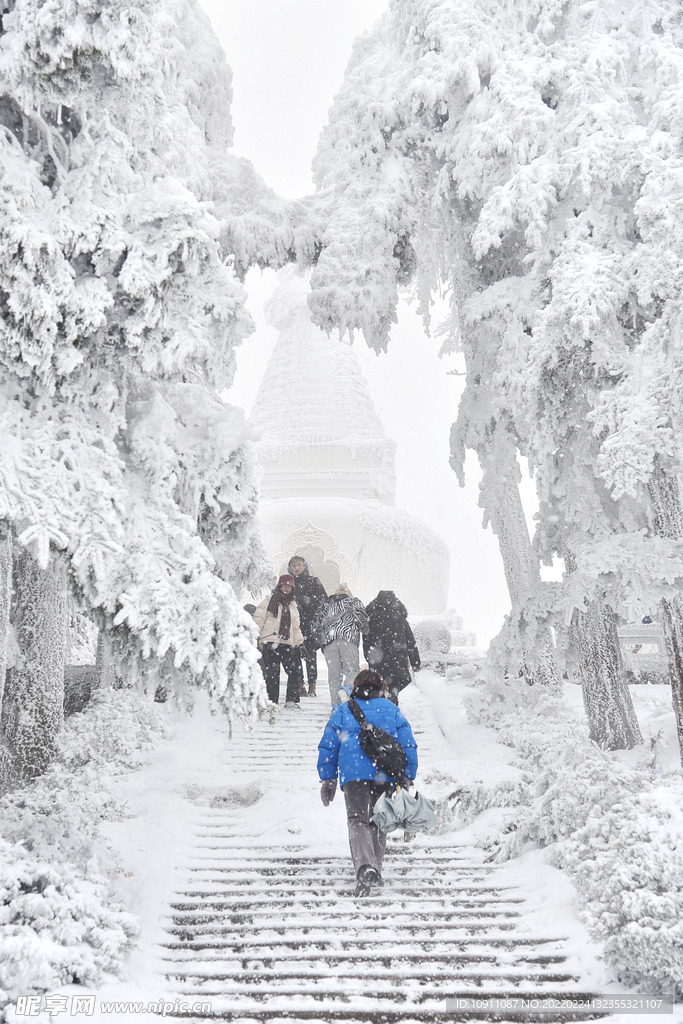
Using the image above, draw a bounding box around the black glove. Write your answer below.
[320,779,337,806]
[398,776,413,790]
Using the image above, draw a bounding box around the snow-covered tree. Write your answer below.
[0,521,10,732]
[451,336,561,690]
[309,0,683,751]
[0,0,319,782]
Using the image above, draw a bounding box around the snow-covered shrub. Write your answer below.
[443,653,489,683]
[464,672,587,755]
[413,625,484,678]
[0,841,138,1000]
[425,771,528,835]
[57,690,166,776]
[0,692,164,865]
[462,672,683,996]
[552,781,683,996]
[0,691,165,1008]
[413,620,452,659]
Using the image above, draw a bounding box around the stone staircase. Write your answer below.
[157,690,602,1021]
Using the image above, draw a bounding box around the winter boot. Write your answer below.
[308,683,317,697]
[354,864,381,898]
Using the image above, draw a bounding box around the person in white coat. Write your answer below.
[253,575,305,708]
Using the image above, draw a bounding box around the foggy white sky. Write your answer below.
[198,0,515,646]
[198,0,388,197]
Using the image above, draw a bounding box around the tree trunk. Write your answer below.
[660,596,683,766]
[0,520,10,722]
[1,548,68,784]
[479,429,561,690]
[571,600,643,749]
[648,465,683,766]
[95,630,119,689]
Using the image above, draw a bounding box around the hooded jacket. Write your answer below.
[363,590,420,690]
[317,695,418,787]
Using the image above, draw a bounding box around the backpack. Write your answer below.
[347,699,407,779]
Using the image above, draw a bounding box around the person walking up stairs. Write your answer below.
[318,669,417,896]
[253,575,305,708]
[311,585,368,708]
[288,555,327,697]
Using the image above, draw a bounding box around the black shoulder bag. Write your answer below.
[347,699,407,778]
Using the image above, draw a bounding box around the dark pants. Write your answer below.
[343,780,389,877]
[261,643,303,704]
[301,636,318,686]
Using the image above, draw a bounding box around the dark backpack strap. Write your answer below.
[347,698,367,728]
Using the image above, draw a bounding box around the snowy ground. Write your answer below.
[6,668,681,1023]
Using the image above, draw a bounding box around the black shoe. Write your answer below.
[354,864,381,897]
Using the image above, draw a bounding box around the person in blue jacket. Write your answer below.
[317,669,418,897]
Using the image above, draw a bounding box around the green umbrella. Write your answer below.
[372,787,437,834]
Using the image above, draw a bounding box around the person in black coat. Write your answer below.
[288,556,327,697]
[363,590,421,705]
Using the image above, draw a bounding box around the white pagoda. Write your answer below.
[250,271,449,614]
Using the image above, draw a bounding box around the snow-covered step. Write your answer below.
[164,1003,602,1022]
[167,967,579,984]
[179,880,513,895]
[182,851,492,864]
[185,855,492,869]
[183,852,491,865]
[171,896,525,908]
[171,983,586,1000]
[168,891,523,905]
[182,860,497,871]
[162,936,566,951]
[160,946,565,962]
[161,940,571,961]
[166,910,524,926]
[165,1012,599,1023]
[180,874,502,886]
[166,925,522,941]
[183,867,497,880]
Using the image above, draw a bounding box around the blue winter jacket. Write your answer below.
[317,697,418,788]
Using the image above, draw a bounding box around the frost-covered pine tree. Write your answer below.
[0,0,309,784]
[309,0,683,751]
[0,521,10,721]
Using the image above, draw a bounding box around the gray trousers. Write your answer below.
[343,779,388,877]
[323,638,359,706]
